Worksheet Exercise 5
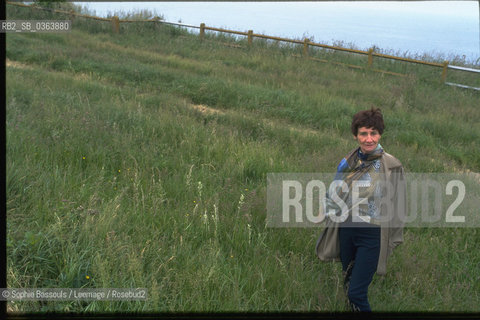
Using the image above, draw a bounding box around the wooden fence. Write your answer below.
[6,1,480,91]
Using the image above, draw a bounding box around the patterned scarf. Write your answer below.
[343,144,383,190]
[330,144,384,221]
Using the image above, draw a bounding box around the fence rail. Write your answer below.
[448,65,480,73]
[6,1,479,91]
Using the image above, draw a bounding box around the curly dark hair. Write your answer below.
[351,108,384,136]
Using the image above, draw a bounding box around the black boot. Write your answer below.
[348,299,362,312]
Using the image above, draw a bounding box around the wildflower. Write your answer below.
[197,181,203,199]
[85,275,90,280]
[237,194,245,212]
[82,156,86,160]
[202,211,208,225]
[118,169,121,173]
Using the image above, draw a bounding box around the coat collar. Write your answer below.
[382,152,403,170]
[344,147,402,171]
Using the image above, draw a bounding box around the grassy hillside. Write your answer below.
[6,4,480,313]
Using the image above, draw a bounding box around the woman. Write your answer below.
[316,108,406,312]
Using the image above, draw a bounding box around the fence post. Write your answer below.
[153,16,161,29]
[303,38,309,57]
[200,23,205,41]
[368,48,374,68]
[441,61,449,83]
[69,10,75,22]
[248,30,253,46]
[112,16,120,33]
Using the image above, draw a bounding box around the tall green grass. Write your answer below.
[6,3,480,313]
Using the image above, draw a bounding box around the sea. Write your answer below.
[77,1,480,64]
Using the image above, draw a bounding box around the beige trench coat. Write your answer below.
[315,149,406,276]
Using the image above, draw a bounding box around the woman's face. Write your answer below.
[355,126,381,154]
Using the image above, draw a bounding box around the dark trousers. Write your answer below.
[339,222,381,312]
